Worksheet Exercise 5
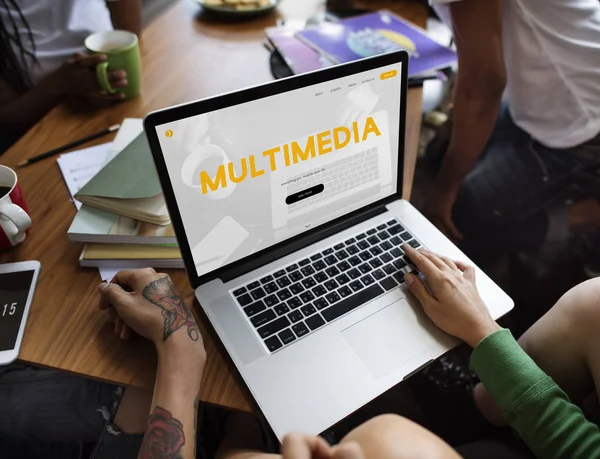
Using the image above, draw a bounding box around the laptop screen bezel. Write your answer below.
[144,51,408,289]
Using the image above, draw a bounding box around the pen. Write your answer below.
[17,124,121,167]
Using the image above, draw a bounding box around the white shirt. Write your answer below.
[432,0,600,149]
[0,0,113,84]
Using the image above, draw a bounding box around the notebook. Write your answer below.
[79,243,183,269]
[296,11,457,76]
[57,118,145,210]
[68,205,177,244]
[74,133,170,225]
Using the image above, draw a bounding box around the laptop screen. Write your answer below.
[155,61,403,278]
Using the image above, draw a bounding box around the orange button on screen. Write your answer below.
[380,70,398,80]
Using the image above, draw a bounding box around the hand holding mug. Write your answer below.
[84,30,142,100]
[54,52,127,103]
[0,166,31,249]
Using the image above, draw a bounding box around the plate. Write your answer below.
[195,0,279,16]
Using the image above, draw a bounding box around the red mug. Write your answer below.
[0,165,32,249]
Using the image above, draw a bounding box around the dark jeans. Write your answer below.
[452,106,600,259]
[0,363,143,459]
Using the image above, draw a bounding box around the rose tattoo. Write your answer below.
[138,406,185,459]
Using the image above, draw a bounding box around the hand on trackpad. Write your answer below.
[341,299,440,379]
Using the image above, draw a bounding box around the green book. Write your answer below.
[74,133,170,225]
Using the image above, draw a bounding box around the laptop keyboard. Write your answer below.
[230,219,421,353]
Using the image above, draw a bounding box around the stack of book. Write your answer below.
[63,120,183,269]
[69,207,182,269]
[265,10,456,79]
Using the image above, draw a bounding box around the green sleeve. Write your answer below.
[471,329,600,459]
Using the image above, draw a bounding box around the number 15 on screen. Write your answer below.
[2,303,16,316]
[0,260,41,366]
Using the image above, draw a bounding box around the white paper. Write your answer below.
[98,267,124,281]
[57,142,114,210]
[111,118,144,155]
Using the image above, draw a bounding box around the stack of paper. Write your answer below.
[58,119,183,275]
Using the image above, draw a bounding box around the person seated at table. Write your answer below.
[426,0,600,259]
[404,246,600,458]
[95,268,206,458]
[0,0,142,152]
[0,267,204,459]
[5,253,600,458]
[217,246,600,459]
[98,267,466,459]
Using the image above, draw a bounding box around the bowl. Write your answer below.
[195,0,279,16]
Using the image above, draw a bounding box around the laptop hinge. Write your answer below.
[403,360,434,381]
[219,204,388,283]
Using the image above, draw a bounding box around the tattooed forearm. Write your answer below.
[138,406,185,459]
[142,277,199,342]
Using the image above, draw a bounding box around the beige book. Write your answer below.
[79,244,183,269]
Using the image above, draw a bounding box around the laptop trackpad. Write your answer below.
[342,299,430,379]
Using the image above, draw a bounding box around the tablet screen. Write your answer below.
[0,270,35,351]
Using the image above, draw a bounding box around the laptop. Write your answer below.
[144,51,513,440]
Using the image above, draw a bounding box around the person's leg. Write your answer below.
[0,363,154,459]
[452,113,600,259]
[112,386,153,434]
[475,277,600,425]
[0,363,119,443]
[90,387,154,459]
[536,131,600,240]
[219,414,461,459]
[337,414,461,459]
[452,136,563,256]
[0,431,83,459]
[452,140,547,256]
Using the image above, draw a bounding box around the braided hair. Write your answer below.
[0,0,36,93]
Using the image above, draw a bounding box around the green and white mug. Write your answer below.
[85,30,142,100]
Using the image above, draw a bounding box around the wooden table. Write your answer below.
[0,0,426,412]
